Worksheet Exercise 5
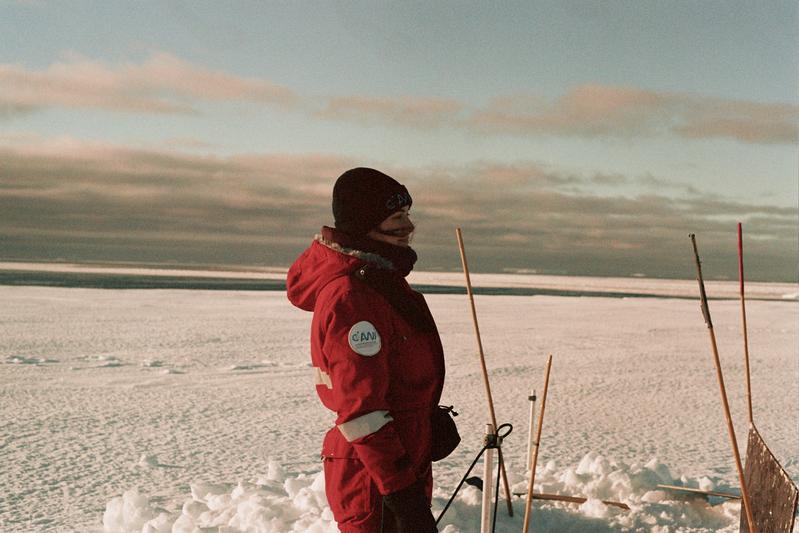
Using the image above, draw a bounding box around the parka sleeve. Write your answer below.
[321,288,418,495]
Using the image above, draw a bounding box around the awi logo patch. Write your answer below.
[348,321,382,356]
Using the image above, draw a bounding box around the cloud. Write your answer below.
[468,86,668,137]
[311,85,797,145]
[0,138,795,280]
[465,85,799,145]
[0,101,37,118]
[0,52,299,116]
[386,163,797,280]
[673,97,799,144]
[2,53,794,146]
[0,137,352,240]
[591,173,628,186]
[160,137,216,149]
[635,174,701,196]
[315,95,464,129]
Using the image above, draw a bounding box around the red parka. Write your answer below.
[287,235,445,531]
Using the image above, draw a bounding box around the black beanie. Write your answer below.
[332,167,412,236]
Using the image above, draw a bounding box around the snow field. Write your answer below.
[0,284,796,531]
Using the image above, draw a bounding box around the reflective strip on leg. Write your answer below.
[337,410,393,442]
[314,367,333,389]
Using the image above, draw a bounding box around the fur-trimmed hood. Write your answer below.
[313,234,395,270]
[286,235,394,312]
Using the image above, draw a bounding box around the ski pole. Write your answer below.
[522,354,552,533]
[526,389,537,470]
[456,227,514,517]
[481,423,495,533]
[690,234,756,533]
[435,424,513,529]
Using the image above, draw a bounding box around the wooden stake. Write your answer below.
[738,223,754,425]
[522,354,552,533]
[689,234,756,533]
[455,227,514,517]
[512,492,630,511]
[657,483,741,500]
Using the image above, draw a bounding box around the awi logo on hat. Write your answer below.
[385,191,411,210]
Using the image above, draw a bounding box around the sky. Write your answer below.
[1,1,797,281]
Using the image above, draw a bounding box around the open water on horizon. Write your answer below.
[0,269,746,300]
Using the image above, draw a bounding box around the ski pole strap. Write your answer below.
[483,422,512,449]
[484,433,499,449]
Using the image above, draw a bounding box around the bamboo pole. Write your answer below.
[689,234,756,533]
[455,227,514,517]
[522,354,552,533]
[738,223,754,426]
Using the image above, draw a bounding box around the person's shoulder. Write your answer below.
[316,270,379,309]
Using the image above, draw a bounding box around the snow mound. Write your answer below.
[76,354,124,367]
[4,355,57,365]
[103,472,336,533]
[499,452,743,532]
[104,453,747,533]
[103,489,170,533]
[98,356,123,368]
[228,360,278,371]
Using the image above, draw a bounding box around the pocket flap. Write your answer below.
[321,426,359,459]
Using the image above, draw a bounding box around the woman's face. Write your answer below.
[367,206,415,247]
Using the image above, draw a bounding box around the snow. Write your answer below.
[0,276,796,532]
[95,455,746,533]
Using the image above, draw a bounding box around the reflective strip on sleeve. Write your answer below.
[313,367,332,389]
[337,410,393,442]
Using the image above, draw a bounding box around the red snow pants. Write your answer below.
[323,453,433,532]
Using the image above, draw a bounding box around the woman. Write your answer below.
[287,168,444,532]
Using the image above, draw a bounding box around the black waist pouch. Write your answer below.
[430,405,460,461]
